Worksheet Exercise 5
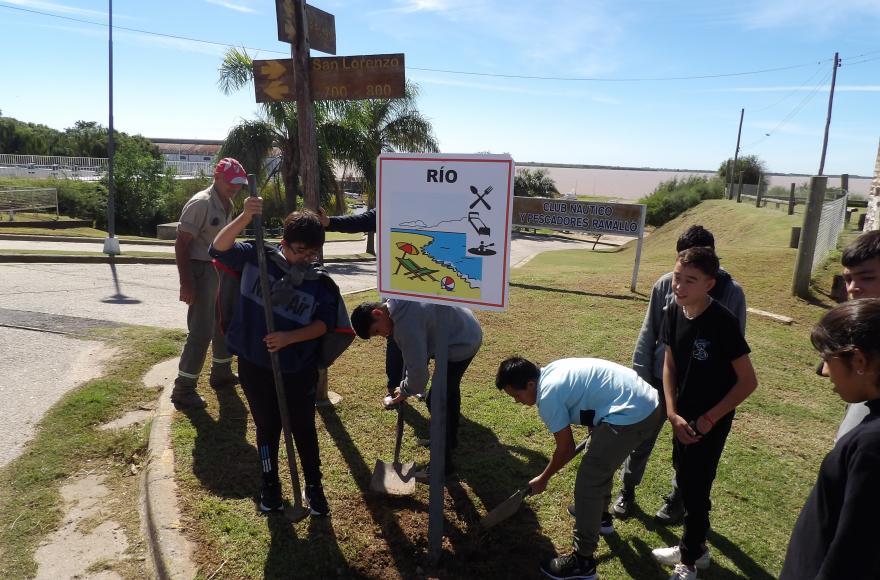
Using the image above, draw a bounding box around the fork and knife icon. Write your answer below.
[469,185,492,210]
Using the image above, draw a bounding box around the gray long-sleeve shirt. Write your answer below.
[632,269,747,383]
[387,299,483,395]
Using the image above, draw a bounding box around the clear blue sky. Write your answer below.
[1,0,878,176]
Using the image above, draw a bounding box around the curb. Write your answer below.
[0,234,174,246]
[141,375,197,580]
[0,253,375,265]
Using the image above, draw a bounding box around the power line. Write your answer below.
[751,62,826,113]
[0,1,861,84]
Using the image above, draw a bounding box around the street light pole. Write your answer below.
[103,0,120,256]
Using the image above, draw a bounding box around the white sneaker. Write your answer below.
[651,546,710,570]
[669,563,697,580]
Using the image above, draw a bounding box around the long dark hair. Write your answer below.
[811,299,880,366]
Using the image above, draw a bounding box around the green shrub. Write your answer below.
[639,176,724,226]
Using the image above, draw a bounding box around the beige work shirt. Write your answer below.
[177,186,233,262]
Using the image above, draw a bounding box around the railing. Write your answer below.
[0,154,213,178]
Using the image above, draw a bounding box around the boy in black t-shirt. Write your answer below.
[651,247,758,580]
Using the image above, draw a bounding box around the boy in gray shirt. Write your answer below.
[351,299,482,477]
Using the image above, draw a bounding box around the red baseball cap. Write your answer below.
[214,157,248,185]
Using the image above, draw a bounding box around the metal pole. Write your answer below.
[427,315,449,564]
[630,205,646,292]
[103,0,120,255]
[792,176,828,298]
[730,108,744,200]
[818,52,840,176]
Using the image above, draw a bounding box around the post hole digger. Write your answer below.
[369,401,417,495]
[479,434,590,530]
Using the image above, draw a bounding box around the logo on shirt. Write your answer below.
[241,263,316,325]
[693,339,710,361]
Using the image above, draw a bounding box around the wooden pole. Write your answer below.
[818,52,840,176]
[788,183,796,215]
[427,316,449,564]
[730,108,744,200]
[736,174,744,203]
[755,176,764,208]
[291,0,319,212]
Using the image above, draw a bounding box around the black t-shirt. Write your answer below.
[662,299,750,419]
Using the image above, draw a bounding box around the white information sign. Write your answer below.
[377,153,515,311]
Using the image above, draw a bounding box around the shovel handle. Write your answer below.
[393,400,405,464]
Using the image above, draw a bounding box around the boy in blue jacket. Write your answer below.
[210,197,337,516]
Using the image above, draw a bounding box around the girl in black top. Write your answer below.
[781,299,880,579]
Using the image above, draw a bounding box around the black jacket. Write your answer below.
[327,209,376,234]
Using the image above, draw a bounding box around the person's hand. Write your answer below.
[385,386,410,406]
[179,279,195,305]
[263,331,292,352]
[670,414,701,445]
[694,414,714,436]
[242,196,263,219]
[528,474,548,495]
[317,208,330,228]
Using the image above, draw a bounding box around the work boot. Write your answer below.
[209,365,238,389]
[170,378,206,409]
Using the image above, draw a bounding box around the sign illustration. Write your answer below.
[377,153,514,311]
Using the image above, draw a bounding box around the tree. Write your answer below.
[717,154,767,186]
[106,140,175,235]
[323,82,439,253]
[514,167,559,198]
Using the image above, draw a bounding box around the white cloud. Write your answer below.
[37,23,226,57]
[709,85,880,92]
[742,0,880,29]
[204,0,258,14]
[4,0,107,18]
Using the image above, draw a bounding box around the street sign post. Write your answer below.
[253,59,294,103]
[275,0,336,54]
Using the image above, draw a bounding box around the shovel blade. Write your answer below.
[283,503,311,523]
[479,487,529,530]
[369,459,416,495]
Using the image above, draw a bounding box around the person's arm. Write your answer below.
[529,425,576,494]
[664,347,700,445]
[213,196,261,252]
[731,284,747,335]
[174,231,195,304]
[263,320,328,352]
[695,354,757,434]
[633,279,666,382]
[323,208,376,233]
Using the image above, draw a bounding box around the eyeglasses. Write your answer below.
[285,245,320,259]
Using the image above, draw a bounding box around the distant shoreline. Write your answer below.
[517,161,870,180]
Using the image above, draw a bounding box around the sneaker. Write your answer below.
[539,552,597,580]
[303,484,330,516]
[564,506,614,536]
[414,461,455,483]
[259,480,284,513]
[651,546,710,570]
[170,381,206,409]
[669,563,697,580]
[612,488,634,518]
[655,492,685,525]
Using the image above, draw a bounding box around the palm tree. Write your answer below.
[217,48,337,213]
[324,82,439,253]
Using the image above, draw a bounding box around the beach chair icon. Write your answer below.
[395,256,440,281]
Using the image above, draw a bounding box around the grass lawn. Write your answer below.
[0,326,185,579]
[171,199,846,579]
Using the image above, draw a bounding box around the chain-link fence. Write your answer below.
[812,192,848,272]
[0,186,59,218]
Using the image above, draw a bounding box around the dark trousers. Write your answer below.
[673,412,733,565]
[425,356,473,464]
[238,357,322,486]
[385,336,404,395]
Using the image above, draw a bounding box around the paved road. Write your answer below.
[0,232,624,466]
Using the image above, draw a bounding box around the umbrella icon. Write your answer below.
[396,241,419,258]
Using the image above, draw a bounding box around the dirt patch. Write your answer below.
[34,473,129,580]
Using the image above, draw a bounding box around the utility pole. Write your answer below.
[728,108,744,200]
[818,52,840,176]
[103,0,120,256]
[291,0,319,211]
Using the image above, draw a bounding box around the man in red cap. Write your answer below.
[171,157,248,409]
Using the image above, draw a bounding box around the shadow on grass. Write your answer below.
[262,512,353,579]
[181,386,257,499]
[511,282,649,302]
[403,408,559,578]
[706,529,775,580]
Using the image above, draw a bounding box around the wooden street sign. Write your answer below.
[275,0,336,55]
[311,53,405,101]
[253,59,295,103]
[253,54,406,102]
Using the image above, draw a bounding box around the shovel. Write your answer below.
[479,434,590,530]
[248,175,310,523]
[369,401,416,495]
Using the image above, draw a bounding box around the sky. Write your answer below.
[1,0,879,176]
